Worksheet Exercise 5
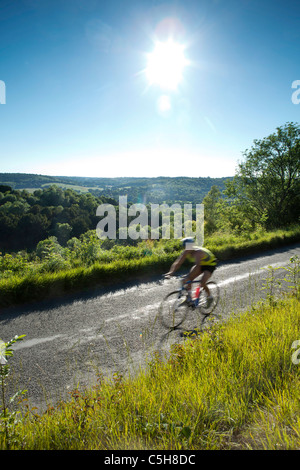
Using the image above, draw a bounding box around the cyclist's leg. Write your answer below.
[185,264,202,283]
[200,266,217,305]
[200,270,212,296]
[183,265,202,295]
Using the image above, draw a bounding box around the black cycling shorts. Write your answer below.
[201,265,216,274]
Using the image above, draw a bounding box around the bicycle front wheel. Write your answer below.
[159,290,189,329]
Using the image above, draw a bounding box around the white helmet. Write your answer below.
[181,237,195,249]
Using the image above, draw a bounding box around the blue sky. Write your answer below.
[0,0,299,178]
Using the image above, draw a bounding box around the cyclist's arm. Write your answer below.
[165,251,188,276]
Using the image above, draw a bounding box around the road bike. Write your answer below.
[159,275,220,330]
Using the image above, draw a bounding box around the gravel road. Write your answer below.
[1,243,299,411]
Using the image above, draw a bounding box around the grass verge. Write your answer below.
[1,290,300,450]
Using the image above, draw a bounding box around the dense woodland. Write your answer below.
[0,184,116,251]
[0,175,230,252]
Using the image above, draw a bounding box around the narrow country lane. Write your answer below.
[0,243,299,411]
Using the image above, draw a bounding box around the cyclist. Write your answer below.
[164,237,217,307]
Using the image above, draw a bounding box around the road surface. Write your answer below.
[0,243,299,411]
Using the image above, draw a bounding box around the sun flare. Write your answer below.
[145,39,189,90]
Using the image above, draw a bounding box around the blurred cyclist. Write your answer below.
[164,237,217,307]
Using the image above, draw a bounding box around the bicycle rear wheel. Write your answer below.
[159,290,190,329]
[198,281,220,315]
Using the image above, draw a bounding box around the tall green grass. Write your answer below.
[0,252,175,308]
[206,224,300,260]
[2,291,300,450]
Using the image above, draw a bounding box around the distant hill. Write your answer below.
[0,173,233,204]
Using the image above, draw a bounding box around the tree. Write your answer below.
[202,185,223,234]
[0,214,18,250]
[53,222,72,246]
[17,213,50,249]
[36,236,63,260]
[225,122,300,228]
[0,185,12,193]
[40,186,65,207]
[71,216,91,238]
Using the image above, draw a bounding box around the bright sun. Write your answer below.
[145,39,189,90]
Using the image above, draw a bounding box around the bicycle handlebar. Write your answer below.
[162,274,192,285]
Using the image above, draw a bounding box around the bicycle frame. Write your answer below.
[177,278,203,307]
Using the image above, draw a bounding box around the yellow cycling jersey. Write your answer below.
[194,246,217,266]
